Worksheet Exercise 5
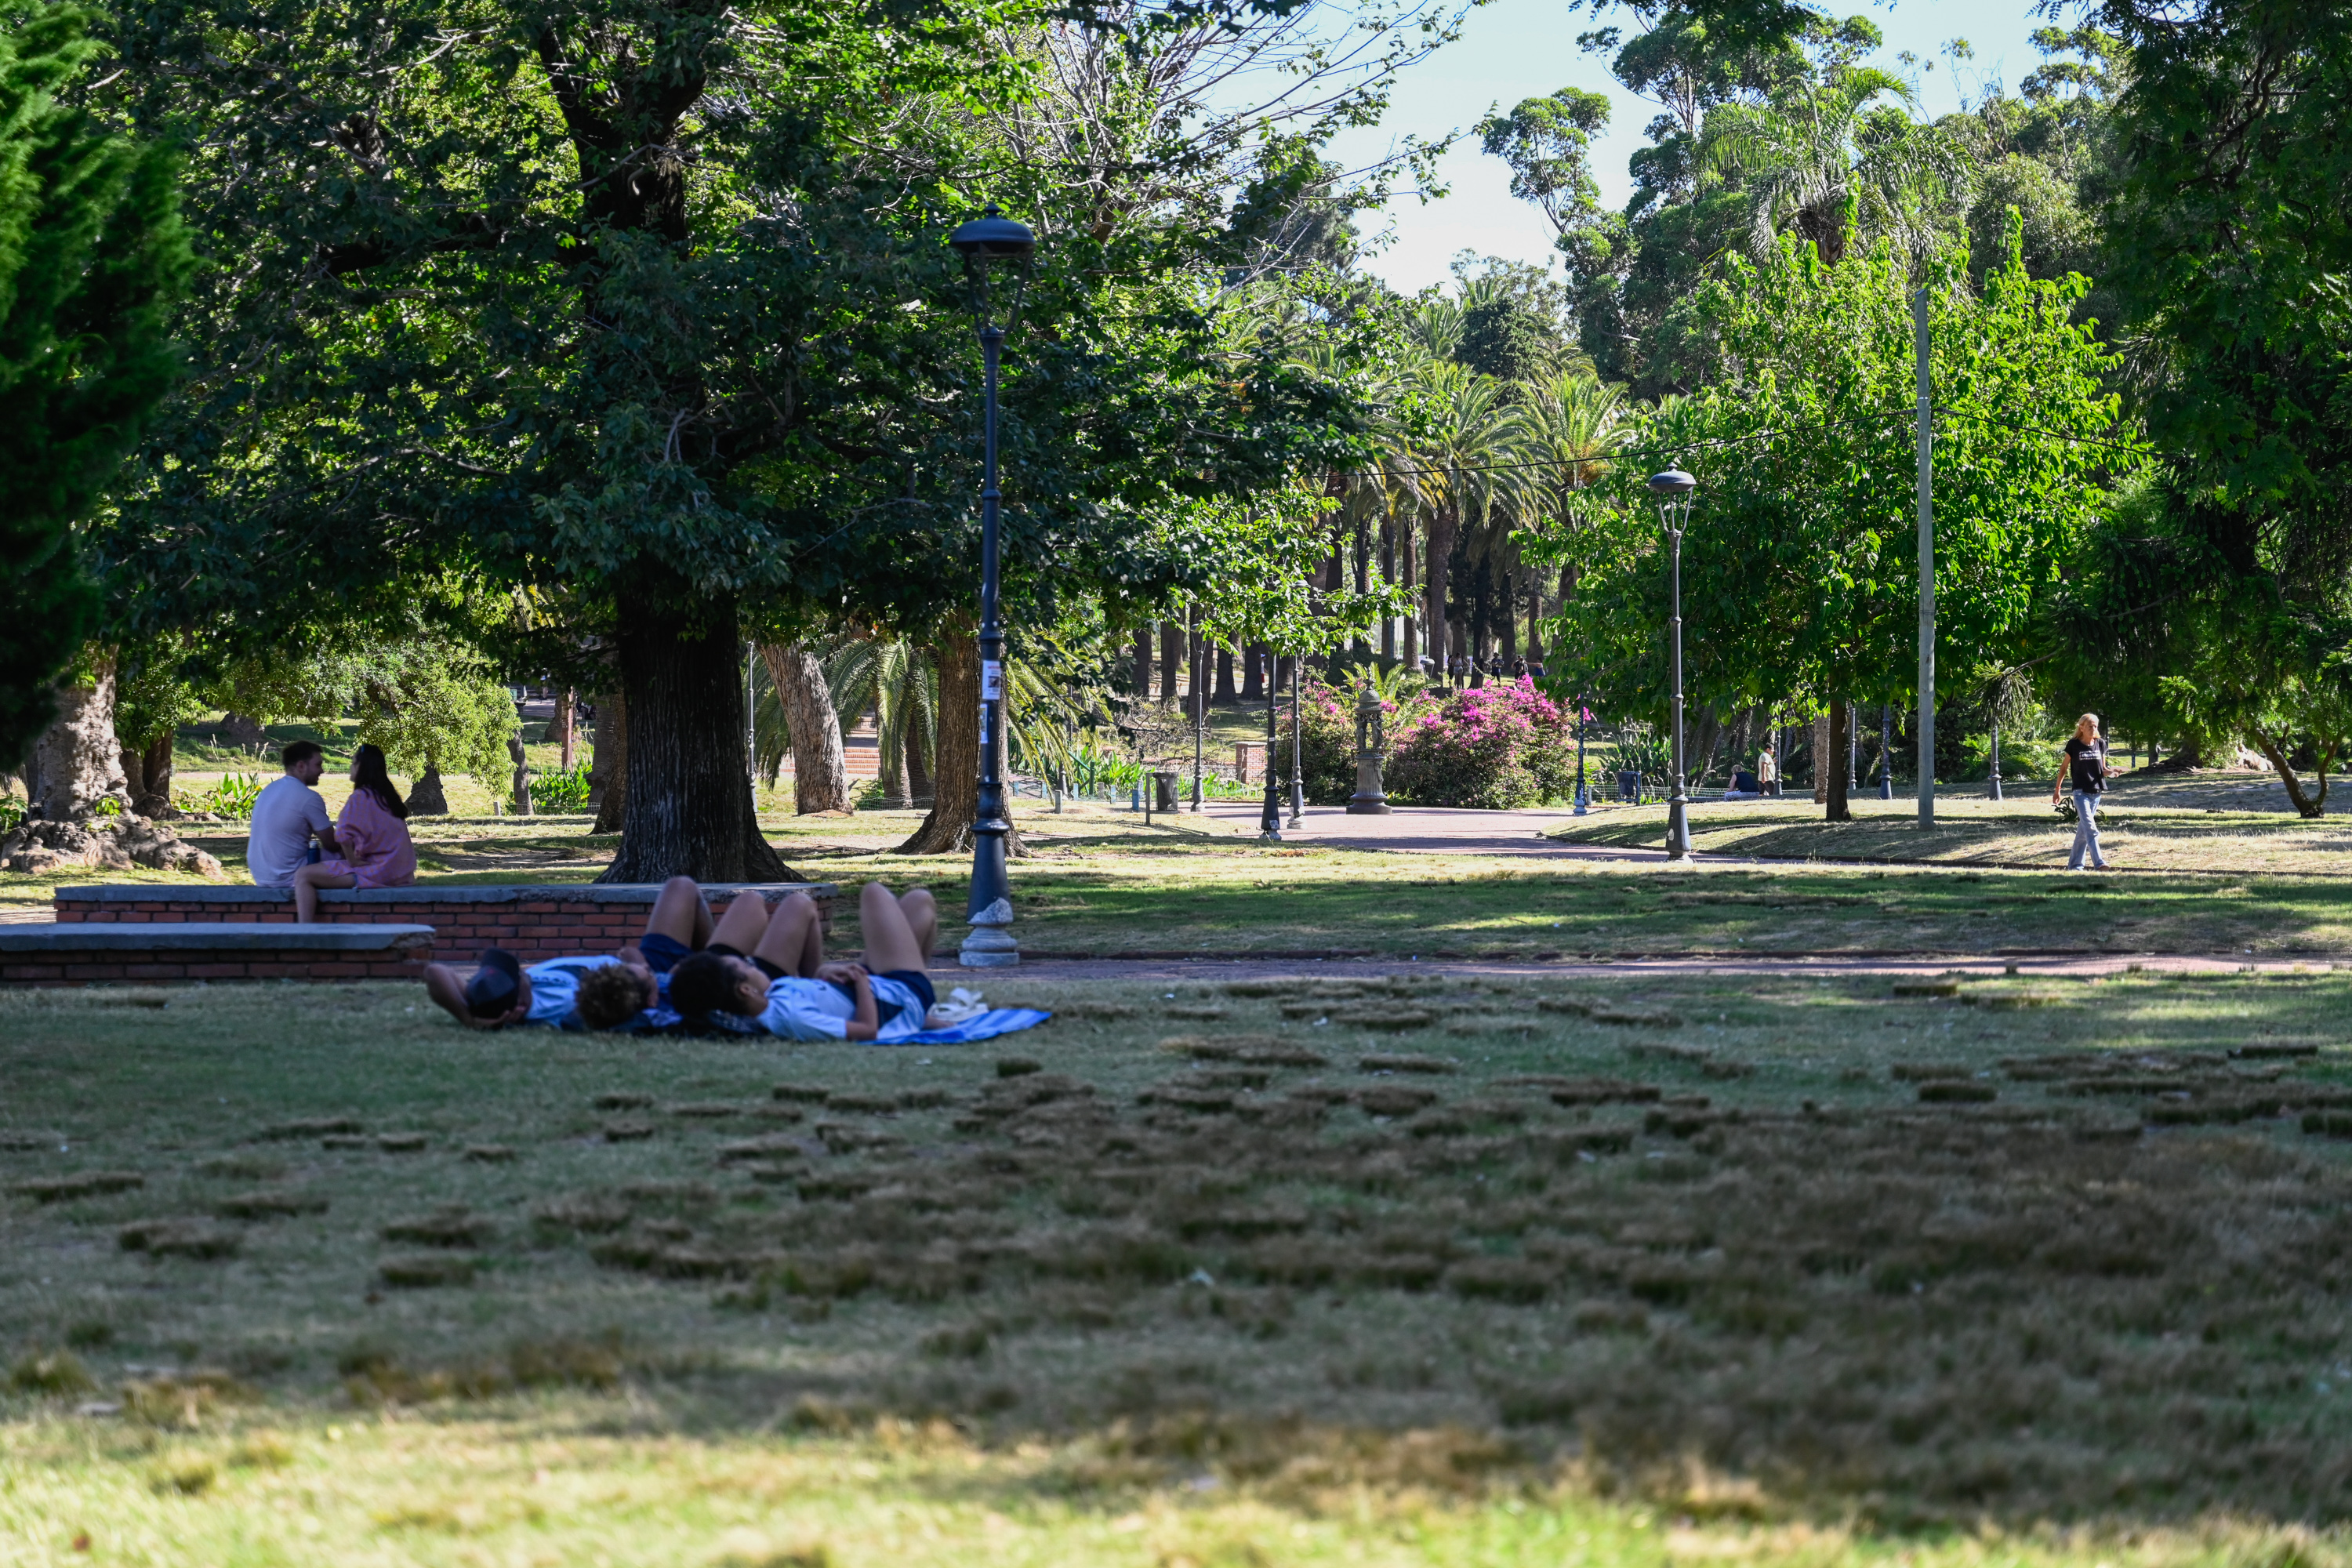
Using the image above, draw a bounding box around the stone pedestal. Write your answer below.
[960,895,1018,967]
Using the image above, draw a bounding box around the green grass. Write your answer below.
[20,798,2352,960]
[9,967,2352,1557]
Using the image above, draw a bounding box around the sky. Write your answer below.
[1327,0,2056,295]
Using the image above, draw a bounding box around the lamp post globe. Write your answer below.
[1646,468,1697,861]
[951,205,1036,967]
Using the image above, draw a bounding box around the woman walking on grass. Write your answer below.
[292,743,418,920]
[2053,713,2111,870]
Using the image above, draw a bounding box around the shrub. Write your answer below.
[1386,681,1577,808]
[529,760,592,813]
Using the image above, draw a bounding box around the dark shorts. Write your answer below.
[638,931,692,974]
[825,968,937,1030]
[709,942,786,982]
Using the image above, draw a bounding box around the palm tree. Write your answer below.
[1392,360,1524,679]
[1704,68,1969,264]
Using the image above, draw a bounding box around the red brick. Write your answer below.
[187,963,250,978]
[247,962,293,978]
[3,964,63,980]
[123,963,187,978]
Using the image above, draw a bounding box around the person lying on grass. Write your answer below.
[421,948,652,1030]
[419,875,723,1030]
[665,881,936,1041]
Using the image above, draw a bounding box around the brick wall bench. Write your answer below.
[0,924,434,988]
[51,883,837,965]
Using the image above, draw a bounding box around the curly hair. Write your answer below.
[575,963,652,1030]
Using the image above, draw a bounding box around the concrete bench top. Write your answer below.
[0,924,437,952]
[54,882,835,906]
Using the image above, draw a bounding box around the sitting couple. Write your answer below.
[248,740,418,920]
[420,877,936,1039]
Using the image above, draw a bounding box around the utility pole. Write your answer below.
[1915,285,1936,831]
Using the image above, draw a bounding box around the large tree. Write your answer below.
[0,0,188,772]
[91,0,1429,878]
[1535,225,2126,821]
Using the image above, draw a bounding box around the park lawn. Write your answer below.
[21,802,2352,957]
[7,967,2352,1562]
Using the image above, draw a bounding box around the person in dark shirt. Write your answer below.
[2052,713,2111,869]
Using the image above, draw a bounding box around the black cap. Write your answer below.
[465,949,523,1018]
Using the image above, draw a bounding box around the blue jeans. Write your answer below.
[2069,791,2107,869]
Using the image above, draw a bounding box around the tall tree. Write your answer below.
[1535,225,2126,822]
[0,0,189,772]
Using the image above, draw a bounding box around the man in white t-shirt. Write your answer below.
[245,740,339,887]
[666,880,937,1042]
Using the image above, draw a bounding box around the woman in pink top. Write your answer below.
[292,743,419,921]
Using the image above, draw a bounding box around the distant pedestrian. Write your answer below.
[2053,713,2110,869]
[1757,747,1780,797]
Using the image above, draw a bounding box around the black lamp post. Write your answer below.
[1648,468,1697,859]
[1878,705,1894,799]
[1257,648,1282,842]
[949,205,1034,968]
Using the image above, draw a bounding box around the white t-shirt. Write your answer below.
[757,975,927,1042]
[246,775,332,887]
[523,956,623,1028]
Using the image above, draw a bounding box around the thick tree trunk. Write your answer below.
[1812,713,1830,804]
[27,664,127,819]
[1159,622,1181,704]
[898,625,1022,855]
[1214,645,1236,702]
[879,707,911,809]
[1241,643,1265,701]
[142,732,173,812]
[597,580,791,882]
[553,688,576,771]
[1134,626,1153,703]
[905,672,934,804]
[760,644,851,815]
[1825,699,1853,822]
[410,766,450,817]
[589,691,625,831]
[508,734,532,815]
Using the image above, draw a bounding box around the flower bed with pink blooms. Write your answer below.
[1385,681,1578,809]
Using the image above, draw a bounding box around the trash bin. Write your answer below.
[1617,769,1640,803]
[1151,770,1180,812]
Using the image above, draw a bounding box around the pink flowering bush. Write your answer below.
[1385,681,1578,808]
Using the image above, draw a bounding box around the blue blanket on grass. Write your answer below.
[887,1007,1053,1046]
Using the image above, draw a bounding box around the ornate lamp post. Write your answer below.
[949,205,1033,968]
[1287,655,1305,828]
[1573,701,1589,815]
[1648,468,1697,860]
[1346,681,1391,814]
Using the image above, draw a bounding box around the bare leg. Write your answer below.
[292,865,356,924]
[710,891,772,954]
[752,891,826,978]
[423,964,472,1025]
[643,875,713,949]
[857,881,929,975]
[898,888,936,964]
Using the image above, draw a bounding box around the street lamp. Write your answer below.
[1257,648,1282,842]
[1648,467,1697,860]
[949,204,1034,968]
